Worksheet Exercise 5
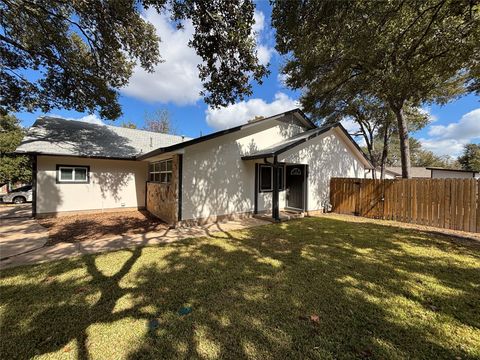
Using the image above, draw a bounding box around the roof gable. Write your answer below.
[138,108,315,160]
[241,122,373,169]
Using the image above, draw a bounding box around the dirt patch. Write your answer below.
[39,210,168,245]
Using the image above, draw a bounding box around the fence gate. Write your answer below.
[330,178,480,233]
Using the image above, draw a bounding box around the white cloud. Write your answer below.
[419,138,466,157]
[252,10,275,65]
[257,44,274,66]
[341,118,360,135]
[205,92,299,130]
[121,10,203,105]
[340,118,366,146]
[252,9,265,34]
[77,114,104,125]
[121,8,274,105]
[277,73,289,87]
[419,108,480,157]
[49,114,104,125]
[427,108,480,139]
[419,106,438,122]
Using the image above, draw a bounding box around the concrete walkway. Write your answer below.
[0,203,32,219]
[0,217,269,269]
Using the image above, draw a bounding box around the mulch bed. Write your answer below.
[38,210,168,245]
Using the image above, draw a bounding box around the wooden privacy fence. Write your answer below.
[330,178,480,233]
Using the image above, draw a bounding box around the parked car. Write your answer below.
[1,185,32,204]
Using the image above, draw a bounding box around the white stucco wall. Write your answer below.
[181,120,304,220]
[279,128,365,211]
[36,156,148,214]
[431,169,476,179]
[181,123,368,221]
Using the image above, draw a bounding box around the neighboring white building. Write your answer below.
[16,109,373,224]
[428,167,479,179]
[365,168,397,179]
[386,167,478,179]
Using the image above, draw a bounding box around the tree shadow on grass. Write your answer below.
[0,217,479,359]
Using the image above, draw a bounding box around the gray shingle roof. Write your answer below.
[15,117,190,159]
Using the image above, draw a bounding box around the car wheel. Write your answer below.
[13,196,26,204]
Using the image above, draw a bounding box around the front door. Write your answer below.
[286,165,305,210]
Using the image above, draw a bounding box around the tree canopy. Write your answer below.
[272,0,480,177]
[458,143,480,171]
[0,113,31,185]
[385,137,457,168]
[1,0,267,119]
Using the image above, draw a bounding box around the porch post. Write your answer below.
[32,154,37,218]
[272,156,280,221]
[254,163,259,214]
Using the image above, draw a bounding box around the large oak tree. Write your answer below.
[1,0,267,119]
[0,113,31,185]
[272,0,479,178]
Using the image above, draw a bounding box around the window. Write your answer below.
[278,166,285,191]
[259,165,272,192]
[56,165,89,183]
[149,159,173,183]
[259,165,285,192]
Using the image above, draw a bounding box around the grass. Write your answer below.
[0,216,479,359]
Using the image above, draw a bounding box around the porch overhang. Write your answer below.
[241,123,336,161]
[241,123,373,170]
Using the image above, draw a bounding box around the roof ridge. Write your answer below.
[38,115,187,139]
[103,123,186,139]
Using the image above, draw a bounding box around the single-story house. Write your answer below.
[386,166,479,179]
[15,109,373,225]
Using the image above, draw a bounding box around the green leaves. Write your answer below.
[458,144,480,171]
[1,0,267,119]
[272,0,479,177]
[272,0,479,116]
[0,113,31,184]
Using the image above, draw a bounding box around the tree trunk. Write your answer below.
[358,121,377,179]
[392,106,411,178]
[380,121,391,179]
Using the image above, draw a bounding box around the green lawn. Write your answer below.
[1,217,479,360]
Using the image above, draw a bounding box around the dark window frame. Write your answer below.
[56,165,90,184]
[278,166,285,191]
[258,164,285,193]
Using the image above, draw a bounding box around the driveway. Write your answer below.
[0,203,32,219]
[0,205,48,265]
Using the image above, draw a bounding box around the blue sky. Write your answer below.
[15,2,479,158]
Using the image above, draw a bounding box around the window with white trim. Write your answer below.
[149,159,173,183]
[57,166,89,183]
